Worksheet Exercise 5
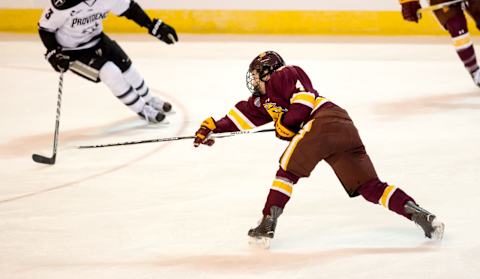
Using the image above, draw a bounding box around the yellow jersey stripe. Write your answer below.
[226,107,256,131]
[280,119,314,170]
[311,97,331,114]
[290,92,316,108]
[380,185,397,208]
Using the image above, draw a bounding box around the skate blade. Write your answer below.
[145,119,170,127]
[248,236,271,249]
[431,219,445,240]
[163,109,176,115]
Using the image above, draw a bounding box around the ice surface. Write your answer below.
[0,34,479,279]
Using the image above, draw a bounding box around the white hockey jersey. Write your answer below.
[38,0,131,50]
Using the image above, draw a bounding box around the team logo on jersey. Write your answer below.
[71,12,107,27]
[264,102,287,122]
[254,97,261,108]
[70,9,82,16]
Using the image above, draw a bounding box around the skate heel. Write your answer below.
[404,201,445,240]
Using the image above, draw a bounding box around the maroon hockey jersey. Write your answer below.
[214,65,333,133]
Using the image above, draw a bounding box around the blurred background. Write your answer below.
[1,0,479,35]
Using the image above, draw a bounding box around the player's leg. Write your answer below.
[101,35,173,113]
[431,0,480,85]
[322,112,445,239]
[122,66,173,113]
[249,117,331,241]
[357,179,444,239]
[247,168,298,241]
[70,37,165,123]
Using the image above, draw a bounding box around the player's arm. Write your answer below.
[269,70,314,140]
[119,0,178,44]
[274,95,313,141]
[193,97,272,147]
[38,5,70,72]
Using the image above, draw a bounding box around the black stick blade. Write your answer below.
[32,154,56,165]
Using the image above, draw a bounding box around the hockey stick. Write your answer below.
[77,128,276,149]
[417,0,465,17]
[32,71,64,165]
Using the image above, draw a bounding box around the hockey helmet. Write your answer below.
[246,51,285,96]
[51,0,85,10]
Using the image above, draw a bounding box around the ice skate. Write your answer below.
[148,97,173,113]
[404,201,444,240]
[471,69,480,87]
[248,206,282,249]
[138,104,166,124]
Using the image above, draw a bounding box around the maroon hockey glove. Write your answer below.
[45,48,70,72]
[193,117,216,147]
[149,19,178,44]
[400,0,421,23]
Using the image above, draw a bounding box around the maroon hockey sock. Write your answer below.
[262,189,291,216]
[446,14,479,74]
[357,178,416,220]
[262,168,299,216]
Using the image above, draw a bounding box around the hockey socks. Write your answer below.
[99,62,146,113]
[262,169,299,216]
[446,14,479,75]
[357,178,415,219]
[123,66,154,102]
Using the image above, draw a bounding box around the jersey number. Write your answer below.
[296,80,306,92]
[45,8,53,20]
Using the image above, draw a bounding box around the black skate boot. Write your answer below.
[404,201,444,240]
[248,206,283,248]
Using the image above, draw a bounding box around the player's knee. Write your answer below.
[99,61,130,93]
[444,13,468,36]
[99,62,122,83]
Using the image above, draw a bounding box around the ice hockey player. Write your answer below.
[193,51,445,247]
[38,0,178,123]
[400,0,480,86]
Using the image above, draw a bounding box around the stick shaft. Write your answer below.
[52,72,64,155]
[32,72,64,164]
[418,0,465,15]
[78,128,275,149]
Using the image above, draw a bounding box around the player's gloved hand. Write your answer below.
[45,48,70,72]
[400,0,421,23]
[149,19,178,44]
[275,113,296,141]
[194,117,216,147]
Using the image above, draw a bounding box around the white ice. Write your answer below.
[0,34,479,279]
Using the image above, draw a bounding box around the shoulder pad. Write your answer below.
[51,0,84,10]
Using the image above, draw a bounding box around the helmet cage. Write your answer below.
[246,51,285,96]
